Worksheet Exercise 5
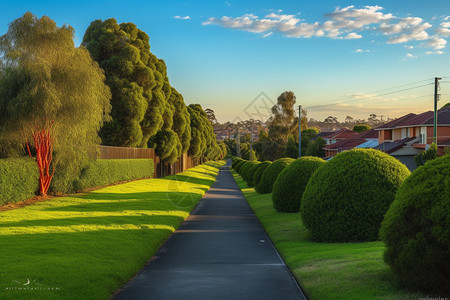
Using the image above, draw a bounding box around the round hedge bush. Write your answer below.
[272,156,326,212]
[232,158,243,169]
[256,158,295,194]
[235,160,248,173]
[246,162,262,187]
[241,161,259,182]
[253,161,272,188]
[379,155,450,295]
[300,149,410,242]
[239,161,253,177]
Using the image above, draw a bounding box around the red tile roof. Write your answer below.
[355,128,378,139]
[375,113,417,130]
[375,106,450,129]
[326,128,358,139]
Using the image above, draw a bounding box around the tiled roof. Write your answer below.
[375,113,417,130]
[326,128,358,139]
[355,128,378,139]
[423,106,450,125]
[374,137,416,153]
[312,131,334,140]
[323,138,366,150]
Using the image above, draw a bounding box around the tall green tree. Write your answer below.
[168,88,191,154]
[82,18,167,147]
[283,135,298,158]
[0,12,112,194]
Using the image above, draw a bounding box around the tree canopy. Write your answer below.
[0,12,112,192]
[82,18,167,148]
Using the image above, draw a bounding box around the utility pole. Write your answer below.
[250,120,254,161]
[434,77,442,144]
[237,125,241,158]
[298,105,302,158]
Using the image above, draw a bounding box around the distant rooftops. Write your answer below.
[375,106,450,130]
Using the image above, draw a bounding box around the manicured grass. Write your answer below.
[0,161,224,300]
[232,171,425,300]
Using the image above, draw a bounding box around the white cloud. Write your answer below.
[404,45,414,49]
[426,35,447,49]
[354,49,370,53]
[426,50,444,54]
[203,6,446,49]
[262,32,273,38]
[406,53,417,58]
[174,16,191,20]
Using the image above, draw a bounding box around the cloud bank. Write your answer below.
[203,6,447,50]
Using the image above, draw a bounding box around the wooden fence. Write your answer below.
[98,145,202,178]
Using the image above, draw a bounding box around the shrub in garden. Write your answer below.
[232,158,243,170]
[246,162,262,187]
[252,161,272,188]
[0,157,39,204]
[73,159,154,191]
[241,161,259,182]
[235,160,248,173]
[300,149,410,242]
[256,158,294,194]
[379,155,450,295]
[239,161,252,177]
[272,157,326,212]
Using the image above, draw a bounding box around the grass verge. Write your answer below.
[0,161,224,300]
[232,171,425,300]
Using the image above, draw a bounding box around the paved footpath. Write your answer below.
[112,161,307,300]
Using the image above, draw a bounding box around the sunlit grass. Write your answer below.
[232,171,424,300]
[0,161,224,300]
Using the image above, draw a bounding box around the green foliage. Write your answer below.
[232,157,244,169]
[0,12,112,193]
[300,128,320,155]
[0,157,39,204]
[305,137,326,157]
[253,161,272,188]
[352,124,371,133]
[379,155,450,295]
[168,89,191,154]
[414,142,438,166]
[148,130,181,164]
[83,18,166,148]
[240,143,257,161]
[301,149,410,242]
[235,160,248,173]
[256,158,294,194]
[73,159,154,191]
[244,161,261,186]
[241,161,259,182]
[283,135,298,159]
[441,102,450,108]
[272,157,326,212]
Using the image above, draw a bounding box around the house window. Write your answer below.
[401,128,407,139]
[419,126,427,144]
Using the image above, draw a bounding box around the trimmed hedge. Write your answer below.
[243,161,260,185]
[252,161,272,188]
[272,156,326,212]
[0,157,39,204]
[74,159,154,191]
[301,149,410,242]
[232,158,243,169]
[256,158,295,194]
[234,159,248,173]
[240,161,258,181]
[380,155,450,295]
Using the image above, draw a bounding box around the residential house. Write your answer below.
[323,128,378,158]
[374,106,450,170]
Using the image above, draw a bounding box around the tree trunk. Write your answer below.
[27,127,54,196]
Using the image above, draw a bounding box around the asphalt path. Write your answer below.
[112,161,307,300]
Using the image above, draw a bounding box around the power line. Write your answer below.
[306,82,433,110]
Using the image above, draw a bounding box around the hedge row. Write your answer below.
[1,158,154,205]
[73,159,154,191]
[0,157,39,205]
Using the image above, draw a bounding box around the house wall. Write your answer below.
[392,129,402,140]
[325,149,338,157]
[426,126,450,144]
[378,130,391,143]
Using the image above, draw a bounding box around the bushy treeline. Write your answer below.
[230,150,449,296]
[0,12,226,196]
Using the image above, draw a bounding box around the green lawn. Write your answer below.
[232,171,425,300]
[0,161,224,300]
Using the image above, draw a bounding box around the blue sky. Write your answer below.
[1,0,450,123]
